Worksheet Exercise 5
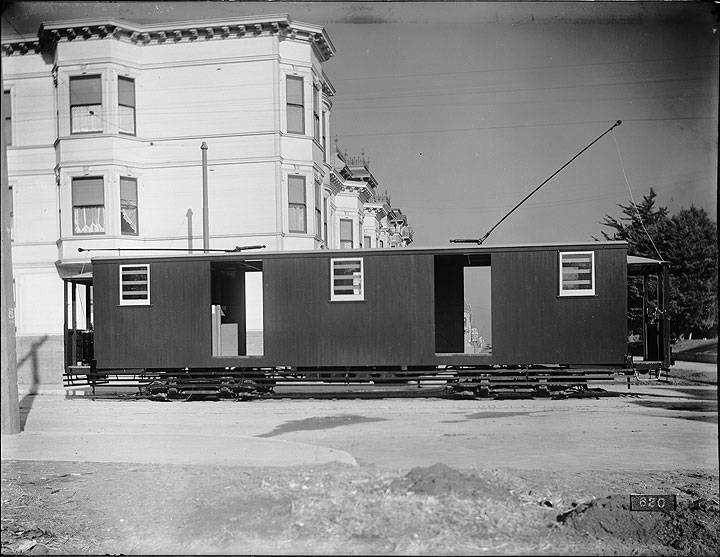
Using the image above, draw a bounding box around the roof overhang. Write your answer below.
[627,255,668,275]
[4,14,335,61]
[55,261,93,284]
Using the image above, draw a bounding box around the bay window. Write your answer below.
[288,175,306,233]
[72,177,105,234]
[340,218,353,249]
[120,177,138,235]
[70,75,102,133]
[286,76,304,134]
[118,77,136,135]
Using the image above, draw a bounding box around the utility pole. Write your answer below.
[1,63,21,434]
[201,142,209,253]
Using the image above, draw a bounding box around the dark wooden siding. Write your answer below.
[94,259,211,369]
[262,252,436,366]
[491,247,627,365]
[92,244,628,370]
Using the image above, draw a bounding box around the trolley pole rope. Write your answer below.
[450,120,622,245]
[78,245,266,254]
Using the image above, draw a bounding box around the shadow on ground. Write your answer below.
[257,414,387,438]
[624,387,718,423]
[17,336,48,432]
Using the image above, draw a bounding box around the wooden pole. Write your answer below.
[71,282,77,365]
[1,63,20,434]
[63,281,68,373]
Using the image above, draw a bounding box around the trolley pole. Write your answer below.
[201,142,209,253]
[1,64,20,434]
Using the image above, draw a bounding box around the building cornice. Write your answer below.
[3,14,335,61]
[1,39,41,56]
[363,202,389,218]
[339,179,374,203]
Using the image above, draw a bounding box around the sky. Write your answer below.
[3,1,717,247]
[2,1,718,338]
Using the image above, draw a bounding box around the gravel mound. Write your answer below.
[390,463,511,499]
[557,494,720,555]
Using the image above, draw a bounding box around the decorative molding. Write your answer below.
[1,15,335,61]
[1,40,41,56]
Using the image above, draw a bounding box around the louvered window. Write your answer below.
[559,251,595,296]
[330,258,364,301]
[120,264,150,305]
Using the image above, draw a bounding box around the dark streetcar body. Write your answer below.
[63,241,671,397]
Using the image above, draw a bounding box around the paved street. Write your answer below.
[3,376,717,472]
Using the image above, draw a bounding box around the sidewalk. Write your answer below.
[2,389,357,467]
[666,361,717,385]
[1,431,356,467]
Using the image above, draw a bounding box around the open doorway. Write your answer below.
[434,254,491,354]
[210,261,264,357]
[464,266,492,354]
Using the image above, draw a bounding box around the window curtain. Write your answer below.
[72,177,105,234]
[120,177,138,235]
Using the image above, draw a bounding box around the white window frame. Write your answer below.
[119,264,150,305]
[3,88,12,146]
[118,76,136,136]
[330,257,364,302]
[71,176,106,236]
[69,74,103,134]
[286,75,305,135]
[559,251,595,297]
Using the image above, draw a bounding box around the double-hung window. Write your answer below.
[286,76,304,134]
[330,257,364,301]
[323,197,328,242]
[313,85,320,141]
[559,251,595,296]
[120,177,139,235]
[72,177,105,234]
[364,235,372,249]
[120,264,150,305]
[118,77,136,135]
[321,110,327,159]
[288,175,306,233]
[70,75,102,133]
[339,218,353,249]
[3,90,11,146]
[315,183,322,238]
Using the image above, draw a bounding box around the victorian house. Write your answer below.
[2,14,412,384]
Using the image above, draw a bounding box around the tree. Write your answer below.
[601,189,718,339]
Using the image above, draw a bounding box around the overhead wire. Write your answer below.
[329,54,719,82]
[611,128,665,261]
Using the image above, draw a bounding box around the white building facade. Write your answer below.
[2,15,412,383]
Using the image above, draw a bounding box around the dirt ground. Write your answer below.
[3,369,718,555]
[2,460,718,555]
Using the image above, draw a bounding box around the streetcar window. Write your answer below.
[330,257,364,301]
[559,251,595,296]
[119,264,150,305]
